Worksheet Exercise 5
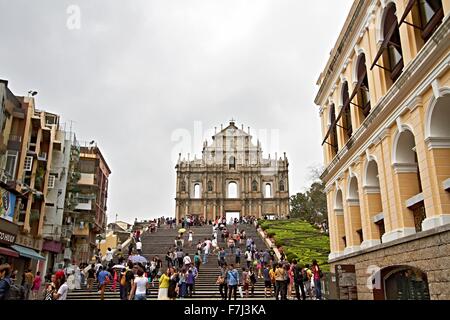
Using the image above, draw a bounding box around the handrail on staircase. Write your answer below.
[83,226,149,273]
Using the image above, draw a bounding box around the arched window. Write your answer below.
[181,181,186,192]
[356,54,371,119]
[228,182,238,198]
[394,129,425,232]
[334,189,346,250]
[279,180,285,191]
[400,0,443,43]
[342,82,353,140]
[265,183,272,198]
[371,4,404,85]
[194,184,201,199]
[229,156,236,170]
[207,180,213,192]
[252,180,258,192]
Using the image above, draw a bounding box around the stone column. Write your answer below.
[361,186,382,249]
[203,202,207,221]
[259,201,262,219]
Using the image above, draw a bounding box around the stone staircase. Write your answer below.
[67,223,271,300]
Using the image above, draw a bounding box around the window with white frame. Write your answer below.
[5,151,18,180]
[228,182,238,198]
[24,156,33,172]
[265,183,272,198]
[194,183,201,199]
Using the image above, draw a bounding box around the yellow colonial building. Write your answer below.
[315,0,450,299]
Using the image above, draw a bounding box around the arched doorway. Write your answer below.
[374,266,430,300]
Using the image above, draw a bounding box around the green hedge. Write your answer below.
[259,219,330,271]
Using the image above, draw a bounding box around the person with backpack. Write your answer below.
[304,264,313,299]
[194,252,202,271]
[97,266,111,300]
[292,259,306,300]
[311,259,323,300]
[0,264,12,300]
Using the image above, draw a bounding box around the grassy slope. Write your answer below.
[259,219,330,271]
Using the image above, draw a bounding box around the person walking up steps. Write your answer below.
[227,264,239,301]
[188,230,193,247]
[217,264,228,300]
[262,264,273,298]
[292,259,306,300]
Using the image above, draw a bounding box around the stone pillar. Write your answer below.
[343,198,362,254]
[203,202,207,221]
[259,201,262,219]
[361,187,383,248]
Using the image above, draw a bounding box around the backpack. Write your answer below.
[120,273,126,286]
[303,268,311,282]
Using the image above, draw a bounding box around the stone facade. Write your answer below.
[175,121,289,222]
[330,225,450,300]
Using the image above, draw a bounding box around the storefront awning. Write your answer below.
[11,245,45,261]
[0,246,19,258]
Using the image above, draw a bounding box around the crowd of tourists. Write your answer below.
[0,216,325,301]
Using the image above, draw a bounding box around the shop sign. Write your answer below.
[0,218,19,245]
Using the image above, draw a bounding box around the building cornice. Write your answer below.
[314,0,372,106]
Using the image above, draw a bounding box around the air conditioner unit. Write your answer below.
[0,173,8,183]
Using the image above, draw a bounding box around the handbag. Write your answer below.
[216,276,224,285]
[238,286,244,298]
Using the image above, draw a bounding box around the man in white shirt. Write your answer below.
[136,241,143,255]
[53,274,69,300]
[105,248,113,265]
[183,253,192,266]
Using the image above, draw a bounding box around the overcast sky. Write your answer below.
[0,0,353,224]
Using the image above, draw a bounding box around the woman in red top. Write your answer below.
[311,259,322,300]
[31,271,42,300]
